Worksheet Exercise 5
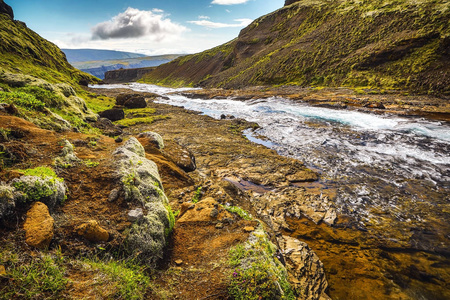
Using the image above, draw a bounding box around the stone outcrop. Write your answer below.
[278,235,330,300]
[23,202,54,249]
[104,67,156,83]
[0,183,20,220]
[75,220,109,243]
[0,0,13,19]
[113,137,174,265]
[163,141,196,172]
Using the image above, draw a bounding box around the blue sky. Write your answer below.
[11,0,284,55]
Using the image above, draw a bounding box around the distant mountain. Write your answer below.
[62,49,147,63]
[62,49,182,79]
[142,0,449,95]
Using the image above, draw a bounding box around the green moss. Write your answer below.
[114,115,169,127]
[228,226,295,300]
[223,205,253,221]
[18,166,61,180]
[85,94,115,113]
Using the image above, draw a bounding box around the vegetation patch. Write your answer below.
[228,226,295,300]
[114,115,169,127]
[0,91,45,111]
[0,251,68,299]
[80,257,151,300]
[223,205,253,221]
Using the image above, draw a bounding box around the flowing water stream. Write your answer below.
[94,83,450,299]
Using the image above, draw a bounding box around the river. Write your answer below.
[93,83,450,299]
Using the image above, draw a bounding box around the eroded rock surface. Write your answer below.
[75,220,109,243]
[278,235,329,300]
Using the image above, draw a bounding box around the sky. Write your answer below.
[11,0,284,56]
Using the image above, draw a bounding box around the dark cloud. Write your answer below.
[91,7,187,41]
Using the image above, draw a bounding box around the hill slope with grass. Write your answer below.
[142,0,449,95]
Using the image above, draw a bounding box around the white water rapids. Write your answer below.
[94,83,450,251]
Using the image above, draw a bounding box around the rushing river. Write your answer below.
[94,83,450,298]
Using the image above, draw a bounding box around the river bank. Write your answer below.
[89,84,450,300]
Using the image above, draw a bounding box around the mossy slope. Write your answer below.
[143,0,449,95]
[0,14,96,85]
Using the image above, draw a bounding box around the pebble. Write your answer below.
[0,265,6,276]
[128,208,144,222]
[175,259,183,266]
[215,222,224,229]
[243,226,255,232]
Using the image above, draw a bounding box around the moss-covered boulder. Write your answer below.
[228,224,296,300]
[113,137,174,265]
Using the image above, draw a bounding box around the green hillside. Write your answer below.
[0,9,103,132]
[142,0,450,95]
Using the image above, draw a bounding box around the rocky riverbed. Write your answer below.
[89,84,450,300]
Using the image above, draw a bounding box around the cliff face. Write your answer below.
[0,0,13,19]
[142,0,449,95]
[104,67,156,83]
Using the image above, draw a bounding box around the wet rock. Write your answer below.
[113,137,174,265]
[23,202,54,249]
[128,208,144,222]
[138,131,164,149]
[278,235,329,300]
[364,102,385,109]
[251,187,336,230]
[99,109,125,121]
[76,220,109,242]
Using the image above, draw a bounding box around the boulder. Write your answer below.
[11,173,66,210]
[0,0,13,19]
[278,235,329,300]
[92,117,123,137]
[138,131,164,149]
[23,202,54,249]
[116,93,141,106]
[124,96,146,109]
[75,220,109,242]
[113,137,174,265]
[285,0,301,6]
[163,141,196,172]
[99,109,125,121]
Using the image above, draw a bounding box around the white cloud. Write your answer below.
[198,15,210,19]
[211,0,250,5]
[152,8,164,13]
[188,18,253,29]
[91,7,187,41]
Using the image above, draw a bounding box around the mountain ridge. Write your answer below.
[142,0,449,96]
